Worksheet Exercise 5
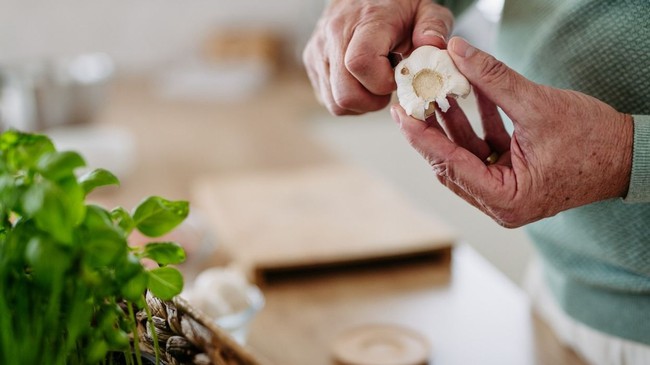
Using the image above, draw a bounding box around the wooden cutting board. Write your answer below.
[192,164,455,282]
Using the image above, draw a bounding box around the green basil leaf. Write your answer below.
[121,271,148,302]
[115,253,144,282]
[22,176,88,244]
[25,237,72,286]
[65,295,94,346]
[80,261,102,287]
[110,207,135,235]
[85,339,109,364]
[22,182,73,244]
[83,206,126,268]
[22,183,47,217]
[0,174,19,212]
[132,196,189,237]
[37,151,86,181]
[84,205,114,230]
[83,228,127,267]
[105,329,130,349]
[96,304,119,332]
[57,176,86,227]
[0,130,55,172]
[79,168,119,195]
[142,242,186,265]
[147,267,183,300]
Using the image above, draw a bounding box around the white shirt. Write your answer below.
[524,257,650,365]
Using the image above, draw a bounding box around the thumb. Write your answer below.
[412,3,453,49]
[447,37,536,120]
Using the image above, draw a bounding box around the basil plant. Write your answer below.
[0,131,189,364]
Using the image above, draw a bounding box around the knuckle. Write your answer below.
[492,210,524,228]
[333,93,361,111]
[325,15,346,34]
[345,45,395,95]
[439,7,454,23]
[360,4,386,19]
[491,199,545,228]
[328,103,349,116]
[430,2,454,21]
[331,108,349,116]
[344,51,370,76]
[427,18,450,34]
[329,93,374,116]
[479,56,510,85]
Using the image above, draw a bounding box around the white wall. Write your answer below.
[0,0,325,71]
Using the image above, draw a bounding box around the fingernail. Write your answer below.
[390,105,399,122]
[424,29,446,42]
[390,105,401,125]
[450,37,475,58]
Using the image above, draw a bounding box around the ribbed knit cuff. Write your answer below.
[624,115,650,203]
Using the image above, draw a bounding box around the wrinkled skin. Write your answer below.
[304,1,633,228]
[302,0,453,115]
[391,37,633,227]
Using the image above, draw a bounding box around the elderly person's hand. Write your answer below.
[391,37,634,228]
[303,0,453,115]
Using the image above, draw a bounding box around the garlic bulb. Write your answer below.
[182,267,252,319]
[395,46,470,120]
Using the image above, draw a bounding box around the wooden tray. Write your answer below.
[192,164,455,282]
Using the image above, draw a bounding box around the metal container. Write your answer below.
[0,53,114,131]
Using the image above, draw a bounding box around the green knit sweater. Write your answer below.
[440,0,650,344]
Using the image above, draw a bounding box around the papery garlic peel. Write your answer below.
[395,46,470,120]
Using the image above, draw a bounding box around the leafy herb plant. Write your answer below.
[0,130,189,364]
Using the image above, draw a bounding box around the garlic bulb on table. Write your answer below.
[395,46,471,120]
[182,267,252,319]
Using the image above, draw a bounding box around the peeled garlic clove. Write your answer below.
[395,45,471,120]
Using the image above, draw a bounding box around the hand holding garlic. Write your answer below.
[391,37,633,228]
[303,0,454,116]
[395,46,470,119]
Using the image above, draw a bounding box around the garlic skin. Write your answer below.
[395,46,470,120]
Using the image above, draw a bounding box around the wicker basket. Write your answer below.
[135,291,263,365]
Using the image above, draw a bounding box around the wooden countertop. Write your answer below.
[250,245,582,365]
[90,71,584,365]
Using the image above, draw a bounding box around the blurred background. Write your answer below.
[0,0,533,285]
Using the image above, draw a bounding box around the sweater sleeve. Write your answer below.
[624,115,650,203]
[435,0,477,17]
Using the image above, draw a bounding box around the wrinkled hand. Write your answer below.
[391,37,634,228]
[303,0,453,115]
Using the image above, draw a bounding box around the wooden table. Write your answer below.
[89,72,584,365]
[249,245,582,365]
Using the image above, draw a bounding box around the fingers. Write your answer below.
[303,41,359,116]
[303,35,333,112]
[412,2,453,49]
[304,0,457,116]
[304,17,397,115]
[392,104,484,175]
[345,21,399,96]
[447,37,537,121]
[391,104,510,211]
[303,45,390,116]
[475,90,511,153]
[436,98,492,160]
[331,46,393,114]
